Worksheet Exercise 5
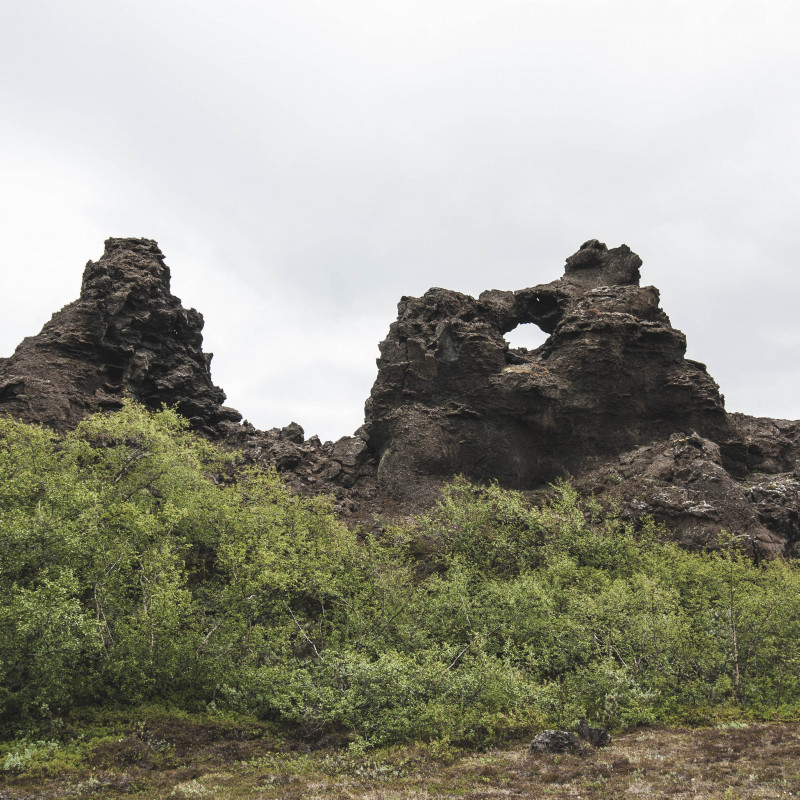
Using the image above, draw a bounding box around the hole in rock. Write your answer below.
[505,323,549,353]
[104,365,125,384]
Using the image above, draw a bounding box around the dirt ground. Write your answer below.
[1,720,799,799]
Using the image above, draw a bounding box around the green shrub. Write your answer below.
[1,403,799,748]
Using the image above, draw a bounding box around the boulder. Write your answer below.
[577,718,611,748]
[530,730,584,754]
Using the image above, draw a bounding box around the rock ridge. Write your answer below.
[1,237,798,557]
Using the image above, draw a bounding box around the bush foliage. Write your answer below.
[1,403,799,747]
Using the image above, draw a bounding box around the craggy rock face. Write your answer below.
[0,238,241,436]
[1,237,798,557]
[571,432,791,559]
[364,239,729,505]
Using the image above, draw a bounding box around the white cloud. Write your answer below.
[2,0,799,439]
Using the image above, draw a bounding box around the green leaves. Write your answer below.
[1,402,799,746]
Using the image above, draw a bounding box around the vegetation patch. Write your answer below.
[1,717,799,798]
[1,402,799,792]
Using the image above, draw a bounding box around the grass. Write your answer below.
[1,712,799,799]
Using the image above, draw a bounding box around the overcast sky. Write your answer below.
[2,0,799,442]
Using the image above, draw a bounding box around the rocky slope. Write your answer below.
[1,237,798,557]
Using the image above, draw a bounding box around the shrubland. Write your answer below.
[1,402,799,760]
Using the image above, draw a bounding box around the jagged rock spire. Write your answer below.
[0,238,240,434]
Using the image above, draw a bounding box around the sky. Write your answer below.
[2,0,799,443]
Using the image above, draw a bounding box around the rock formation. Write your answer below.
[365,239,728,505]
[0,238,378,514]
[1,237,799,558]
[0,239,241,436]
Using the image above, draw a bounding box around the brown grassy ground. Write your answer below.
[1,720,799,799]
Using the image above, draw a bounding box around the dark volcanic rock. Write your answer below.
[723,413,800,476]
[530,730,584,754]
[361,239,799,553]
[0,238,377,517]
[571,431,787,558]
[364,239,729,507]
[577,719,611,748]
[0,238,240,436]
[2,236,799,554]
[224,421,379,517]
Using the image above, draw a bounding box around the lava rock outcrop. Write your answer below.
[1,237,799,557]
[0,238,241,436]
[0,238,378,515]
[365,239,729,505]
